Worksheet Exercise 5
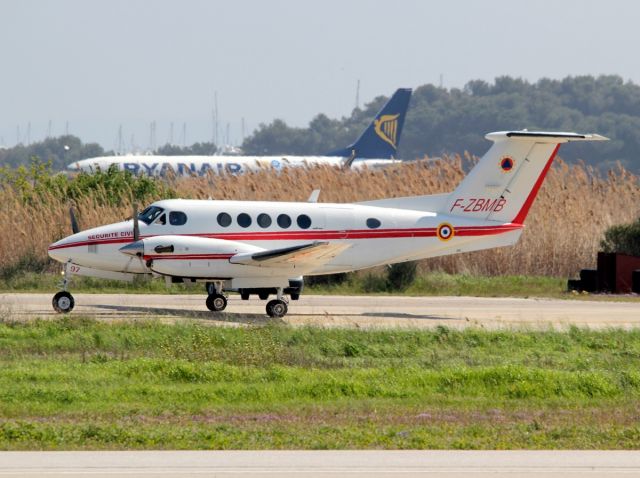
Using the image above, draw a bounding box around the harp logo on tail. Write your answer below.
[374,114,400,149]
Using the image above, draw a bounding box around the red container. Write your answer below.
[597,252,640,293]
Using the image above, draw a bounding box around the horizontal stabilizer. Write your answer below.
[487,131,609,142]
[230,241,350,268]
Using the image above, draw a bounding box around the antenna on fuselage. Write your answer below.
[307,189,321,203]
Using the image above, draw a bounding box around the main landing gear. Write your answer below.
[266,298,288,318]
[52,261,75,313]
[204,282,291,318]
[206,293,227,312]
[205,282,228,312]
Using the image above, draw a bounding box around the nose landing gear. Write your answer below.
[52,291,74,314]
[52,261,75,313]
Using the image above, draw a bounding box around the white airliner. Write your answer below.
[48,130,606,317]
[66,88,413,176]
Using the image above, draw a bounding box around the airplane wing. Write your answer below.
[229,241,350,268]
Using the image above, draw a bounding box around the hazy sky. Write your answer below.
[1,0,637,150]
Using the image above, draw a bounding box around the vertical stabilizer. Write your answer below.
[326,88,412,160]
[442,132,608,224]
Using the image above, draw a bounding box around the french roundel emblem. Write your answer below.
[436,223,454,241]
[500,156,515,172]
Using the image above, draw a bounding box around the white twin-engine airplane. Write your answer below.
[48,131,606,317]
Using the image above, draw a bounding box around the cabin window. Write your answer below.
[237,213,252,228]
[366,218,381,229]
[169,211,187,226]
[277,214,291,228]
[257,213,272,228]
[297,214,311,229]
[217,212,232,227]
[155,214,166,225]
[138,206,164,225]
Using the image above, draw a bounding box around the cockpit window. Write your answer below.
[169,211,187,226]
[138,206,164,225]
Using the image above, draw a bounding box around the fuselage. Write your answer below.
[66,155,399,176]
[48,198,523,281]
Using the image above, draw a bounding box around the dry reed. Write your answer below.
[1,156,638,277]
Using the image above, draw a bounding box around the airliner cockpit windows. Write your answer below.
[169,211,187,226]
[138,206,164,225]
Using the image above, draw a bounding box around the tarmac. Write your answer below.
[1,450,639,477]
[1,292,639,329]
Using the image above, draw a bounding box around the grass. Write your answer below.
[1,318,640,449]
[0,271,564,296]
[3,270,639,302]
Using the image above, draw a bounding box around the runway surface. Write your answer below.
[1,292,638,329]
[1,450,639,477]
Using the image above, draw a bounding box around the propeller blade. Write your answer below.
[133,204,139,241]
[69,206,80,234]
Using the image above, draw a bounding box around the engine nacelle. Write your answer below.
[131,235,263,278]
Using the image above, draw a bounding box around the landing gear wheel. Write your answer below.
[258,292,269,300]
[206,293,227,312]
[266,299,288,318]
[52,291,74,314]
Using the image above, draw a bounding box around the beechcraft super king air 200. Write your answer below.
[66,88,413,177]
[49,130,607,317]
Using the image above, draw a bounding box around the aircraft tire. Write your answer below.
[266,299,288,318]
[206,293,227,312]
[52,291,74,314]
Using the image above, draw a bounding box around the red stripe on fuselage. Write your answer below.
[48,224,523,251]
[142,254,234,261]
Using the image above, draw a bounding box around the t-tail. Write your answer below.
[327,88,412,163]
[442,131,608,224]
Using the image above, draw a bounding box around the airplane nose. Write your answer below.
[119,241,144,257]
[48,239,70,263]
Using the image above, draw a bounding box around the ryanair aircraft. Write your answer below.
[67,89,412,176]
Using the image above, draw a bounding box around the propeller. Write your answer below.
[69,206,80,234]
[133,203,139,242]
[119,204,145,263]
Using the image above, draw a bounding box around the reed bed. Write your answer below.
[1,156,638,278]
